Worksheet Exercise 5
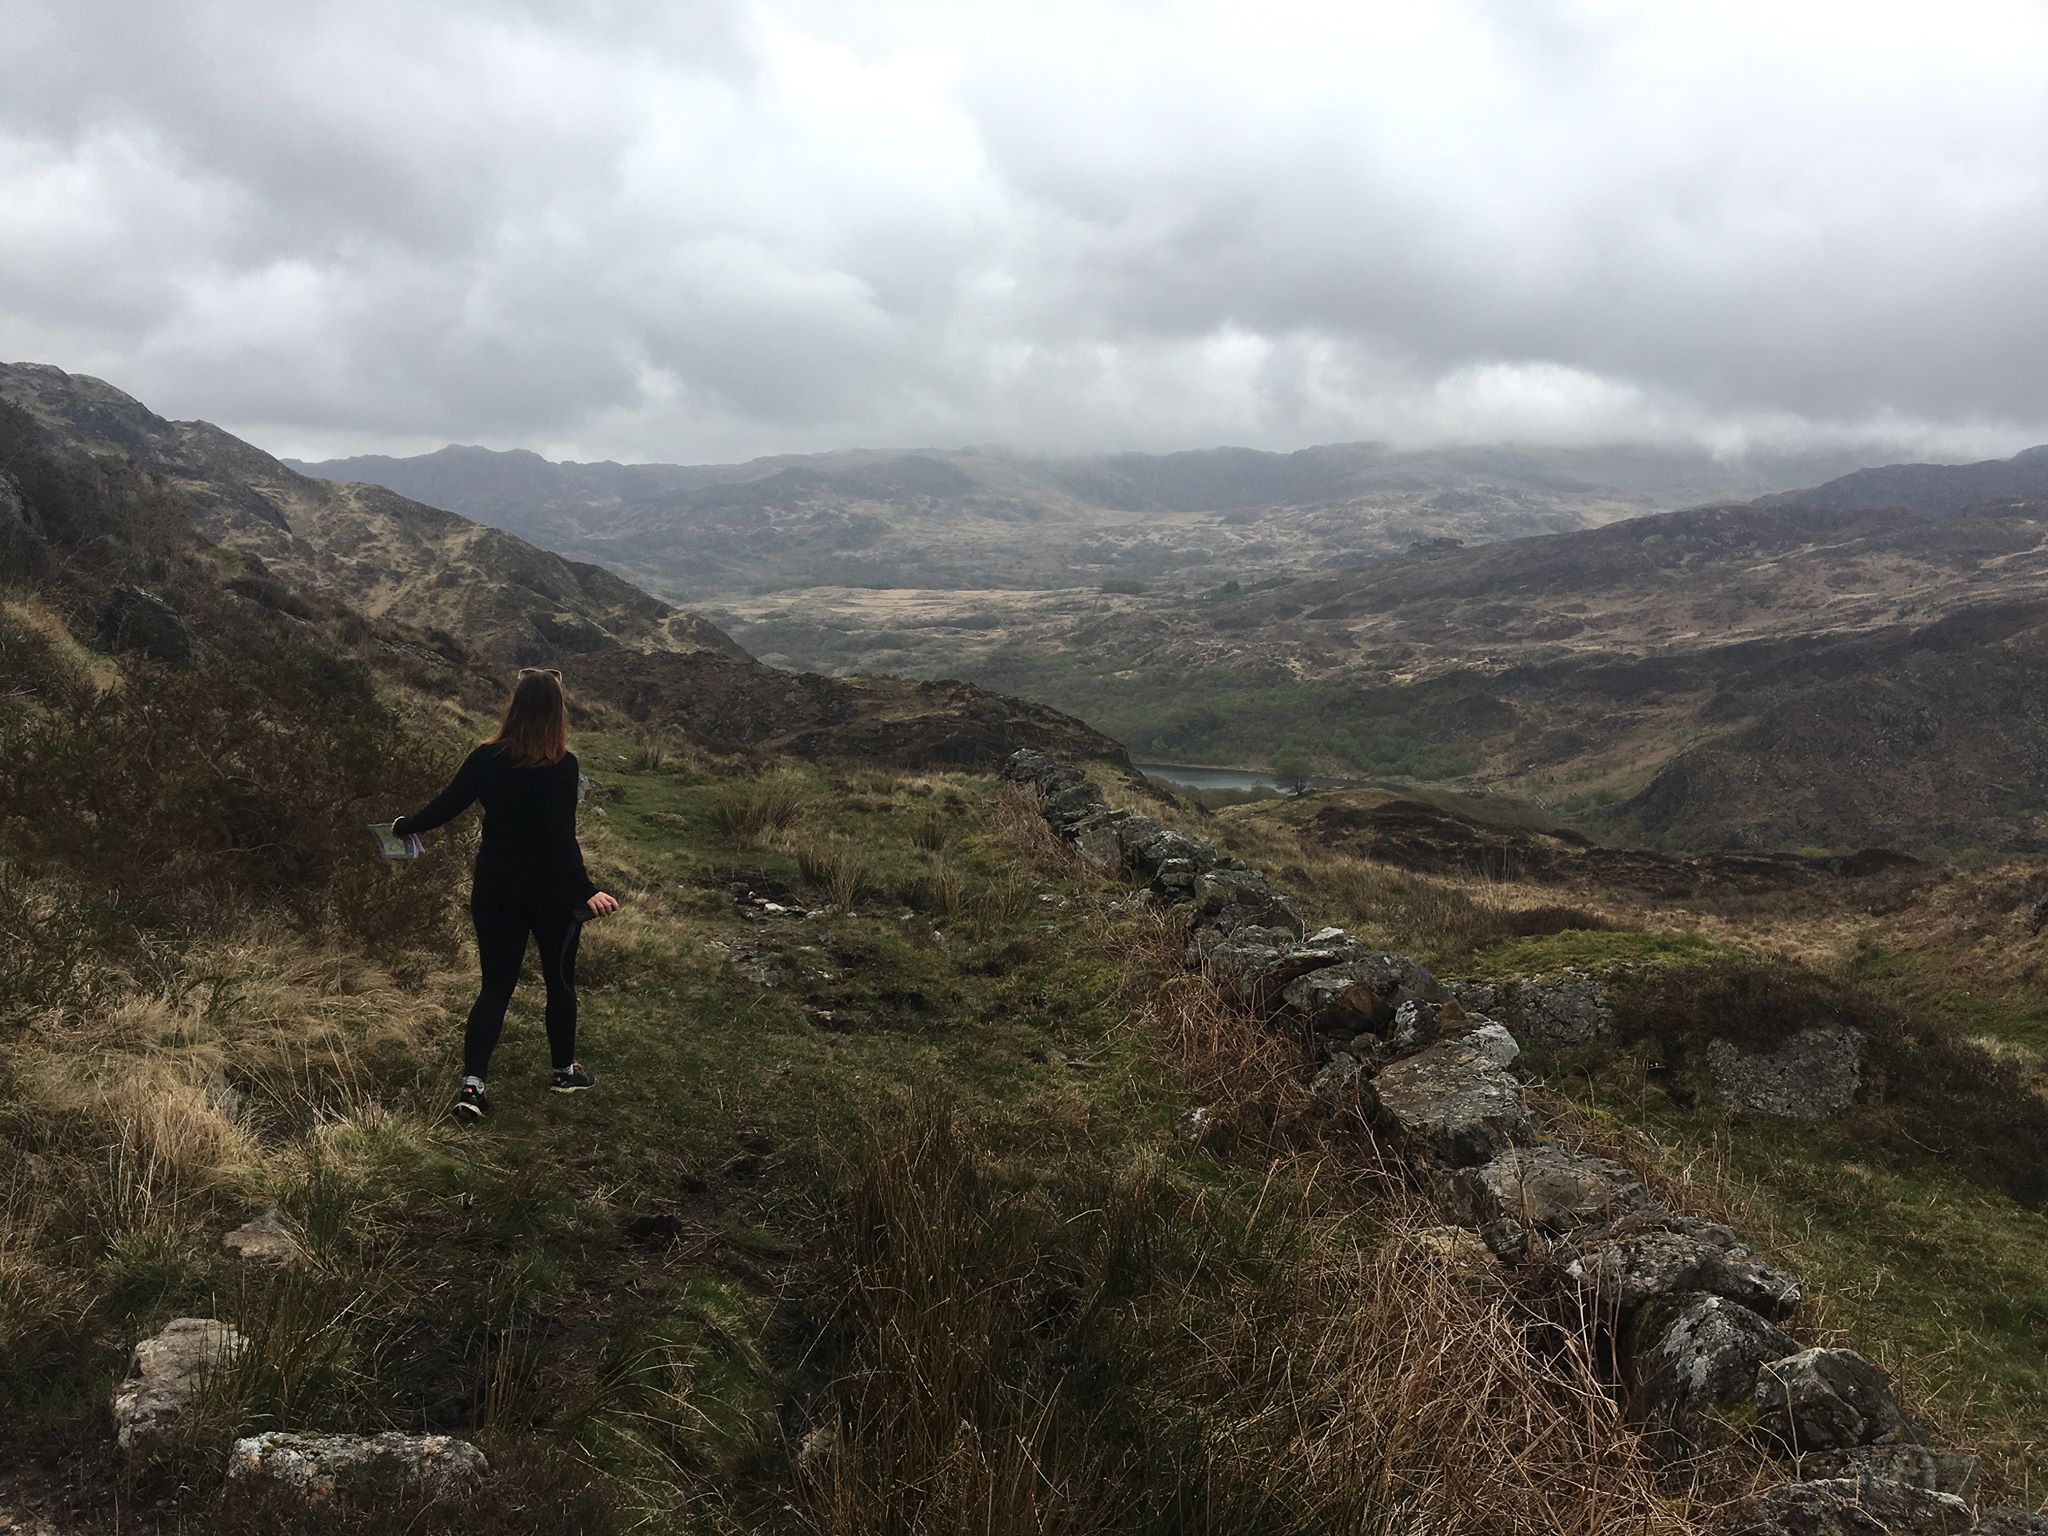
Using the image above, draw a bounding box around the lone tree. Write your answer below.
[1270,752,1316,797]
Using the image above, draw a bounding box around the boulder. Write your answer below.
[228,1431,488,1501]
[1755,1348,1910,1452]
[1633,1293,1799,1453]
[1444,1144,1655,1254]
[1565,1210,1800,1321]
[1706,1027,1865,1119]
[97,586,196,667]
[1723,1477,1973,1536]
[1802,1445,1979,1503]
[1976,1509,2048,1535]
[222,1204,306,1265]
[1189,868,1303,938]
[1279,952,1442,1039]
[1150,856,1204,901]
[1369,1038,1532,1168]
[111,1317,246,1450]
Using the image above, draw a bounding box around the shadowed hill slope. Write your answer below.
[0,362,1132,772]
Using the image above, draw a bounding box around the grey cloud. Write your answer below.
[3,0,2046,463]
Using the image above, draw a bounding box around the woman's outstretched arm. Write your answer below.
[393,746,490,838]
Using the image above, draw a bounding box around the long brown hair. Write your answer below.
[491,668,569,767]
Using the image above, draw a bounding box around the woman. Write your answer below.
[393,667,620,1122]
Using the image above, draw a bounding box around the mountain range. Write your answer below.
[290,438,1901,600]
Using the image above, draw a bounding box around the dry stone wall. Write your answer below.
[1004,751,2043,1536]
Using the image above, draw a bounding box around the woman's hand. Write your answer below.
[587,891,620,917]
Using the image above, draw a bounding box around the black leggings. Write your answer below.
[465,895,583,1079]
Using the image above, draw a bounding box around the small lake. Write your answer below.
[1136,761,1348,793]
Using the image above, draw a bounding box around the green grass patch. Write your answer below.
[1461,928,1730,977]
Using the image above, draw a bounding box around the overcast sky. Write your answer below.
[5,0,2047,465]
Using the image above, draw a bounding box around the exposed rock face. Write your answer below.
[1566,1211,1800,1320]
[1723,1477,1973,1535]
[1370,1039,1531,1168]
[1706,1027,1865,1119]
[1451,970,1613,1047]
[1445,1144,1654,1254]
[228,1431,488,1501]
[1633,1293,1799,1451]
[97,586,196,667]
[1803,1445,1979,1503]
[1755,1348,1910,1452]
[111,1317,246,1450]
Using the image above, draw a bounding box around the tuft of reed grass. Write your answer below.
[629,724,676,772]
[714,777,813,843]
[794,836,870,911]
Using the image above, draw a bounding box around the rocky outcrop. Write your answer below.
[111,1317,245,1450]
[1707,1027,1866,1119]
[228,1431,488,1501]
[1000,752,1984,1524]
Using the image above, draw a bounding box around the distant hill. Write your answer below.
[290,438,1905,602]
[0,362,1131,771]
[946,454,2048,853]
[1760,444,2048,515]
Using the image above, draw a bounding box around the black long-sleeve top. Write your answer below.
[394,744,599,909]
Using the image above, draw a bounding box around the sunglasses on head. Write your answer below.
[519,667,563,679]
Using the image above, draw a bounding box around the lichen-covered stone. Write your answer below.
[1369,1038,1532,1167]
[111,1318,246,1451]
[1706,1027,1865,1119]
[1000,749,1085,792]
[1116,818,1218,880]
[1445,1143,1655,1254]
[1189,867,1303,937]
[1755,1348,1910,1452]
[1632,1293,1798,1453]
[1191,927,1369,1008]
[1042,780,1111,829]
[228,1431,488,1501]
[1279,952,1441,1038]
[1722,1477,1973,1535]
[1452,970,1614,1047]
[1459,1021,1521,1069]
[1067,810,1130,867]
[1565,1211,1800,1320]
[1802,1445,1979,1503]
